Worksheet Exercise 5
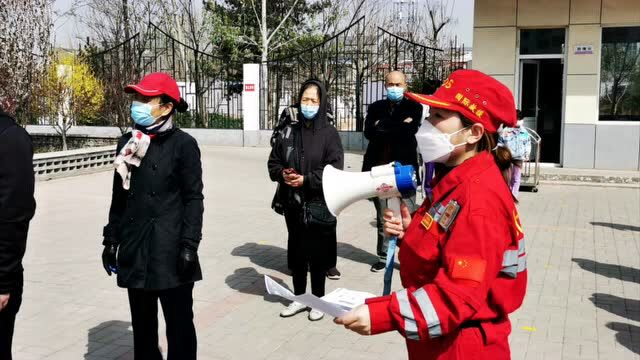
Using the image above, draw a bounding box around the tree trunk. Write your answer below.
[61,126,68,151]
[260,0,269,128]
[122,0,131,80]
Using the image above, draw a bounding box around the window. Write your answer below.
[599,27,640,121]
[520,29,566,55]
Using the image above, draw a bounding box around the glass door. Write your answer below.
[519,60,540,131]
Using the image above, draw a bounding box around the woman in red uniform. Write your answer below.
[335,69,527,360]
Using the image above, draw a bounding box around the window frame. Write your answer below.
[597,25,640,122]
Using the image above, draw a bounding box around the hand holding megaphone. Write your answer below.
[382,202,412,239]
[322,162,417,295]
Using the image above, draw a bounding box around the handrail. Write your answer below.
[33,146,116,180]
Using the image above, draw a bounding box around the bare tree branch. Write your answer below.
[267,0,302,44]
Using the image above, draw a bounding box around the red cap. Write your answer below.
[405,69,517,133]
[125,72,181,104]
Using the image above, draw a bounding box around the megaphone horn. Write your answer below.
[322,162,417,217]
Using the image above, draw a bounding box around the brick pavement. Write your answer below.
[11,146,640,359]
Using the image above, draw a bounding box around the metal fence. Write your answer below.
[87,23,243,130]
[260,17,466,131]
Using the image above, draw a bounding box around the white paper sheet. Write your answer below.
[264,275,376,318]
[322,288,376,310]
[264,274,295,299]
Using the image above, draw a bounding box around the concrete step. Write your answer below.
[538,166,639,185]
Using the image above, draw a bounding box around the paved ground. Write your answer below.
[12,146,640,360]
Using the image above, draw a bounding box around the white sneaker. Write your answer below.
[308,309,324,321]
[280,301,308,318]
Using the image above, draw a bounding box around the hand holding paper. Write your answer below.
[264,275,375,318]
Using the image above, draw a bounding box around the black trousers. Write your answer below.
[0,286,22,360]
[284,210,335,298]
[127,283,197,360]
[292,265,326,297]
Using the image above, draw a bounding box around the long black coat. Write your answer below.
[0,112,36,293]
[362,98,423,174]
[104,128,204,290]
[267,80,344,270]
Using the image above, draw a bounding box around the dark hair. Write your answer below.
[160,95,189,114]
[298,83,321,103]
[461,117,515,185]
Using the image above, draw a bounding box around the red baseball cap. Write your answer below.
[125,72,181,104]
[405,69,517,133]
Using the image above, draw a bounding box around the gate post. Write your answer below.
[242,63,261,146]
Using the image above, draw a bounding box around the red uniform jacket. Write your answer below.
[366,152,527,359]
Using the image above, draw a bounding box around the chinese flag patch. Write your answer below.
[450,257,487,284]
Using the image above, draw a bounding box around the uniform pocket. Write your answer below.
[451,327,485,360]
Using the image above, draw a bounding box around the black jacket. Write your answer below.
[362,98,423,174]
[0,112,36,293]
[104,128,204,290]
[268,80,344,206]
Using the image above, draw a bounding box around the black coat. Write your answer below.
[362,98,423,174]
[267,81,344,205]
[0,112,36,293]
[104,128,204,290]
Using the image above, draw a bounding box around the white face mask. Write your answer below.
[415,120,470,164]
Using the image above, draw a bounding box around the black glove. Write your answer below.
[102,244,118,276]
[177,245,198,278]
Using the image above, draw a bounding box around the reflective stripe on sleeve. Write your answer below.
[396,289,420,341]
[413,287,442,338]
[501,239,526,278]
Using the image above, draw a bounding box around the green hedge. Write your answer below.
[174,112,243,129]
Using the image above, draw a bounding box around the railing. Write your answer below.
[33,146,116,180]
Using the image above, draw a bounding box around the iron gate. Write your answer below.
[87,22,243,130]
[260,17,466,131]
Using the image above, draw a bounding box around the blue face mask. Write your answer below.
[386,86,405,102]
[300,104,320,120]
[131,101,164,126]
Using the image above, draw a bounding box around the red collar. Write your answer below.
[431,152,495,203]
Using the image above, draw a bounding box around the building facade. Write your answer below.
[473,0,640,170]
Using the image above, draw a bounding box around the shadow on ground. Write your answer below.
[590,222,640,232]
[85,320,134,359]
[338,242,399,270]
[225,266,291,305]
[590,293,640,322]
[231,242,290,275]
[605,322,640,355]
[572,258,640,283]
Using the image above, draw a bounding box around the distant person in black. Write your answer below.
[0,110,36,360]
[362,71,423,273]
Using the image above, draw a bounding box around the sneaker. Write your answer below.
[280,301,308,318]
[370,261,386,272]
[326,267,341,280]
[308,309,324,321]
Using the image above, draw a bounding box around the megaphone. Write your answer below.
[323,162,417,217]
[323,162,417,296]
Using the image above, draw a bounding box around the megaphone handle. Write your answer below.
[383,197,402,296]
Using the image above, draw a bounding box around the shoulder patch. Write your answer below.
[437,200,460,231]
[449,256,487,284]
